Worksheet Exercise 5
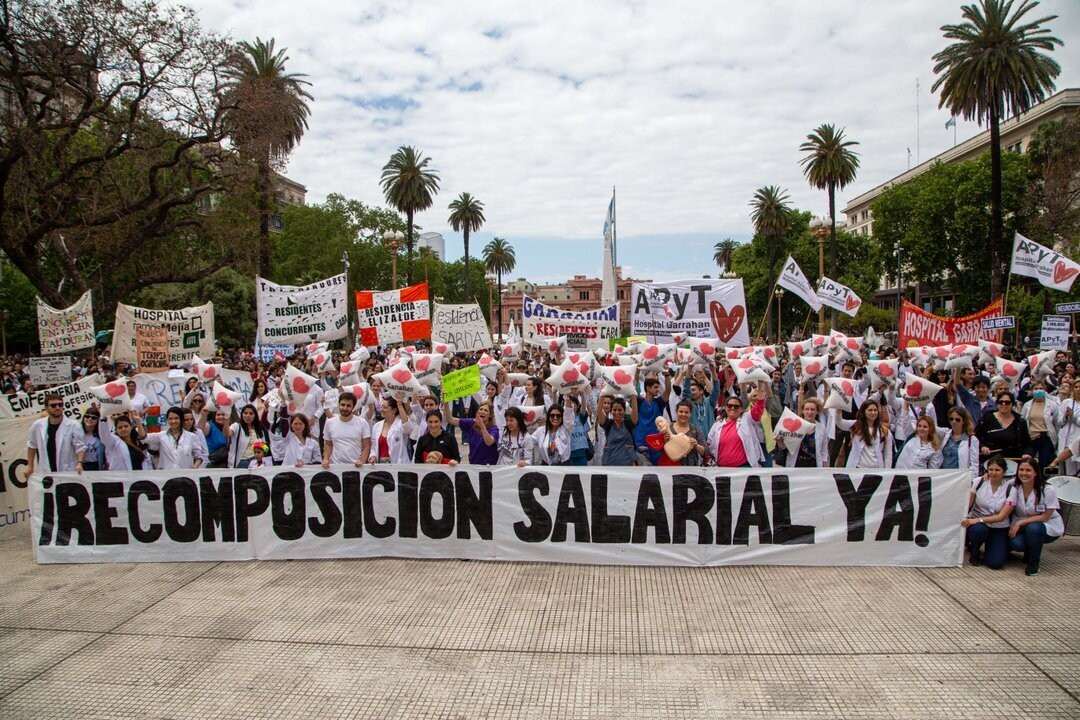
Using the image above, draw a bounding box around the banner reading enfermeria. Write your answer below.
[31,467,968,567]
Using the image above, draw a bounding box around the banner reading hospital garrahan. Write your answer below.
[521,295,619,350]
[30,466,967,567]
[899,298,1004,348]
[631,279,750,345]
[257,273,349,344]
[112,302,215,365]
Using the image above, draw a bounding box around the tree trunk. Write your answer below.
[464,228,471,301]
[257,159,272,279]
[406,209,415,286]
[989,112,1003,303]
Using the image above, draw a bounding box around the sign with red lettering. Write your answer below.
[899,298,1004,348]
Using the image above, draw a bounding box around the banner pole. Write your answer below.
[800,308,813,339]
[755,278,779,340]
[1002,273,1012,317]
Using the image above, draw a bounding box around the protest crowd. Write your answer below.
[18,327,1072,576]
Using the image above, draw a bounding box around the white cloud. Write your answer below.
[183,0,1080,281]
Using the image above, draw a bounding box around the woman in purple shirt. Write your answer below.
[444,400,500,465]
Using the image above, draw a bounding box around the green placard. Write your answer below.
[441,364,481,403]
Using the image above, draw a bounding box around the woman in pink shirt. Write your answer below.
[707,382,766,467]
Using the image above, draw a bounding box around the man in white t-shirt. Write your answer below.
[321,391,371,467]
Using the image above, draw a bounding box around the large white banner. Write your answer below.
[112,302,215,365]
[257,273,349,344]
[432,303,492,352]
[631,279,750,345]
[29,467,968,567]
[36,291,95,354]
[1010,232,1080,292]
[521,295,619,351]
[132,369,254,410]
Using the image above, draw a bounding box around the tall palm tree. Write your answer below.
[381,146,440,285]
[483,237,516,340]
[448,192,486,299]
[750,186,792,341]
[713,238,738,274]
[222,37,313,279]
[799,124,860,284]
[932,0,1062,301]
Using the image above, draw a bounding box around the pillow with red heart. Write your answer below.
[539,335,567,358]
[566,350,598,381]
[597,364,637,396]
[410,353,445,387]
[811,334,831,355]
[500,340,521,361]
[996,358,1026,387]
[349,345,370,363]
[310,349,334,375]
[341,382,374,409]
[545,360,591,396]
[824,377,857,411]
[671,331,689,346]
[772,407,814,454]
[639,343,675,373]
[281,364,318,414]
[627,339,647,354]
[305,342,328,356]
[190,355,223,387]
[210,381,243,410]
[506,373,530,388]
[977,339,1003,367]
[374,362,426,401]
[753,344,780,364]
[1028,349,1055,379]
[518,405,545,429]
[431,341,454,356]
[477,352,501,381]
[687,336,719,365]
[338,360,362,386]
[832,336,864,365]
[615,353,640,366]
[799,357,829,385]
[675,347,695,366]
[945,343,977,371]
[867,358,899,391]
[786,339,812,361]
[731,357,770,385]
[89,378,133,414]
[927,344,953,371]
[902,376,943,408]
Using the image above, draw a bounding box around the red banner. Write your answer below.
[899,298,1004,348]
[355,282,431,347]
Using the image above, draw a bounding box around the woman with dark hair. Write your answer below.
[532,404,571,465]
[497,407,535,467]
[269,413,321,467]
[838,399,893,469]
[1008,458,1065,575]
[975,390,1032,460]
[229,403,270,468]
[249,378,271,422]
[102,414,151,471]
[183,376,200,397]
[198,407,235,468]
[942,407,980,474]
[413,410,460,464]
[961,455,1014,569]
[518,376,548,410]
[368,396,414,464]
[79,409,106,471]
[142,406,204,469]
[445,400,500,465]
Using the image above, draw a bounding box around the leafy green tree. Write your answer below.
[1025,110,1080,249]
[482,237,516,339]
[0,259,44,353]
[799,124,861,284]
[448,192,486,300]
[381,146,440,286]
[871,153,1031,313]
[712,238,739,274]
[222,37,313,279]
[931,0,1063,301]
[749,186,792,340]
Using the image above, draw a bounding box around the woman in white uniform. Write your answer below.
[1008,458,1065,576]
[960,455,1014,568]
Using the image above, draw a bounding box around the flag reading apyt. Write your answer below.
[817,277,862,317]
[355,282,431,347]
[776,256,822,311]
[256,273,349,344]
[1010,232,1080,292]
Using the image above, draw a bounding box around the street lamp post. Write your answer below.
[382,230,405,289]
[774,287,785,342]
[809,217,829,335]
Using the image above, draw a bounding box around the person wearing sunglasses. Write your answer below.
[941,408,980,474]
[975,390,1032,462]
[78,409,106,471]
[706,382,767,468]
[26,393,87,477]
[533,404,571,466]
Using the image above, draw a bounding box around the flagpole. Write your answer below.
[612,185,617,270]
[1002,272,1013,317]
[755,277,780,339]
[801,308,813,339]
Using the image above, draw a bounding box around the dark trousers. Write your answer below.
[829,430,850,467]
[1009,521,1059,567]
[965,523,1009,569]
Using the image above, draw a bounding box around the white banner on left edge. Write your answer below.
[30,467,968,567]
[257,273,349,344]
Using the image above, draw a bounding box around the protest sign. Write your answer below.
[36,290,95,355]
[1010,232,1080,292]
[899,298,1004,348]
[521,295,619,351]
[432,302,492,352]
[132,369,253,410]
[256,273,349,344]
[355,282,431,347]
[1039,315,1070,351]
[630,279,750,345]
[0,374,102,420]
[29,467,968,567]
[27,356,72,386]
[436,367,479,405]
[817,277,862,317]
[135,326,169,373]
[256,343,294,362]
[0,413,38,540]
[776,256,822,311]
[112,302,215,365]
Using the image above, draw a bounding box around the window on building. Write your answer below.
[579,291,589,300]
[618,290,624,300]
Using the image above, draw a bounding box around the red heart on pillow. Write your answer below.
[700,343,715,356]
[791,345,804,358]
[569,353,581,363]
[813,336,826,347]
[738,359,755,370]
[480,355,492,365]
[878,364,894,377]
[805,361,821,375]
[782,418,802,432]
[762,346,775,358]
[549,340,559,352]
[846,339,858,350]
[577,362,590,376]
[202,366,217,379]
[726,349,739,359]
[434,343,449,354]
[906,381,923,396]
[215,391,230,406]
[525,410,537,423]
[934,347,949,358]
[841,380,854,396]
[415,356,431,371]
[314,354,326,366]
[563,368,580,383]
[1003,363,1019,377]
[287,403,297,413]
[392,368,412,384]
[105,382,126,398]
[292,376,310,393]
[503,345,513,355]
[643,345,659,360]
[614,369,631,384]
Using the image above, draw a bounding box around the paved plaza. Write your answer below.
[0,531,1076,719]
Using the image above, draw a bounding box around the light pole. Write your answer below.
[485,272,496,338]
[774,287,785,342]
[382,230,404,289]
[810,216,829,335]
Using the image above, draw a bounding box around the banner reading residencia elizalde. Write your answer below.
[30,466,967,567]
[257,273,349,344]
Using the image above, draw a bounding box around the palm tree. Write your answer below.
[483,237,516,339]
[381,146,440,285]
[222,37,312,279]
[750,186,792,341]
[932,0,1062,301]
[448,192,486,299]
[799,124,860,285]
[713,238,738,274]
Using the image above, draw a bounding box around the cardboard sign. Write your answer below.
[27,356,72,386]
[1039,315,1070,351]
[432,303,492,352]
[441,364,481,403]
[135,326,169,373]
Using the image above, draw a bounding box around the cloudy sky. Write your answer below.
[183,0,1080,285]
